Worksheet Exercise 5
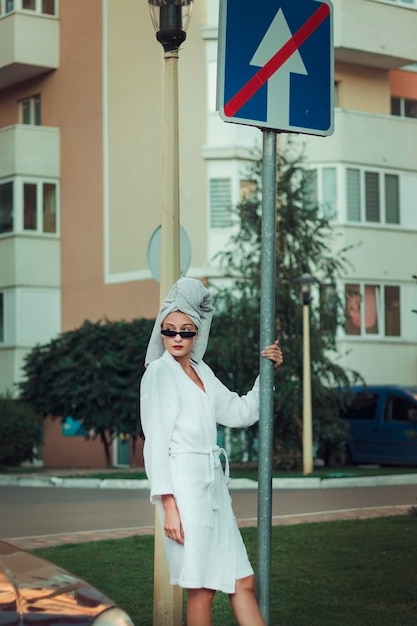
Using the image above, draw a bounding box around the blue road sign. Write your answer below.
[217,0,334,136]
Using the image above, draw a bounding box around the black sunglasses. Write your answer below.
[161,329,197,339]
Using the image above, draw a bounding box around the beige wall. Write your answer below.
[105,0,208,283]
[335,63,391,114]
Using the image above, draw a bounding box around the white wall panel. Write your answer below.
[338,340,417,385]
[15,287,60,346]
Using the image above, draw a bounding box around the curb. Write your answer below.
[1,474,417,490]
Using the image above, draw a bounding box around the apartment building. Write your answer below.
[0,0,416,465]
[204,0,417,384]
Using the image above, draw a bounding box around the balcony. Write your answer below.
[0,12,59,89]
[303,108,417,171]
[333,0,417,69]
[0,124,60,178]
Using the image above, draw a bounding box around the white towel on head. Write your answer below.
[145,278,213,366]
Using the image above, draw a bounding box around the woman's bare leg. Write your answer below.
[187,588,216,626]
[229,575,266,626]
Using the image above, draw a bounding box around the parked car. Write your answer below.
[0,540,134,625]
[340,385,417,466]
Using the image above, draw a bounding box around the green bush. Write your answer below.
[0,392,42,467]
[19,318,154,467]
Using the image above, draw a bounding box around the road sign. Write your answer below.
[217,0,334,136]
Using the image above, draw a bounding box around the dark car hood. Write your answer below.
[0,540,115,625]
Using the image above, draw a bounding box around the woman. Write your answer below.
[140,278,283,626]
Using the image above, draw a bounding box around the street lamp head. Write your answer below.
[148,0,193,53]
[295,273,320,306]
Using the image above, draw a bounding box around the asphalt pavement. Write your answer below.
[1,469,416,550]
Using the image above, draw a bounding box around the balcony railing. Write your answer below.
[0,7,59,89]
[333,0,417,69]
[0,124,60,178]
[303,108,417,171]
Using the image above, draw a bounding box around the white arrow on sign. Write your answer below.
[250,9,307,128]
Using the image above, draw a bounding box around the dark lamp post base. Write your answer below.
[156,29,186,52]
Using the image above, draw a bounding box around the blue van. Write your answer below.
[340,385,417,466]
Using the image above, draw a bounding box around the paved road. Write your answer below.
[1,484,414,550]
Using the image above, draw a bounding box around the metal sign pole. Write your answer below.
[257,128,277,624]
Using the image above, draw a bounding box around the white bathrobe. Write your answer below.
[140,350,260,594]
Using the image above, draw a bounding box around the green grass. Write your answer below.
[34,515,417,626]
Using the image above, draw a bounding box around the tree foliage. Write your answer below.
[19,318,154,466]
[205,141,360,468]
[0,391,42,467]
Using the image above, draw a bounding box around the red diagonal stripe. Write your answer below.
[224,3,330,118]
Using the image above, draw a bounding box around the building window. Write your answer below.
[385,174,400,224]
[23,181,57,234]
[322,167,337,219]
[42,0,55,14]
[347,168,400,225]
[384,285,401,336]
[305,169,317,210]
[3,0,15,15]
[306,167,337,219]
[391,96,417,119]
[1,0,56,15]
[0,179,58,236]
[320,283,338,335]
[23,183,37,230]
[0,181,13,234]
[0,292,4,343]
[303,165,402,225]
[210,178,232,228]
[43,183,57,233]
[20,95,41,125]
[345,283,401,337]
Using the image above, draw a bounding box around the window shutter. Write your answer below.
[346,169,360,221]
[365,172,380,222]
[210,178,232,228]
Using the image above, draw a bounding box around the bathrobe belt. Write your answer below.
[169,444,230,511]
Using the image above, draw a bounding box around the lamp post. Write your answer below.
[149,0,193,301]
[148,2,193,624]
[295,273,318,475]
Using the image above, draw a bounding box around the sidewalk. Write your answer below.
[5,504,411,552]
[1,468,417,490]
